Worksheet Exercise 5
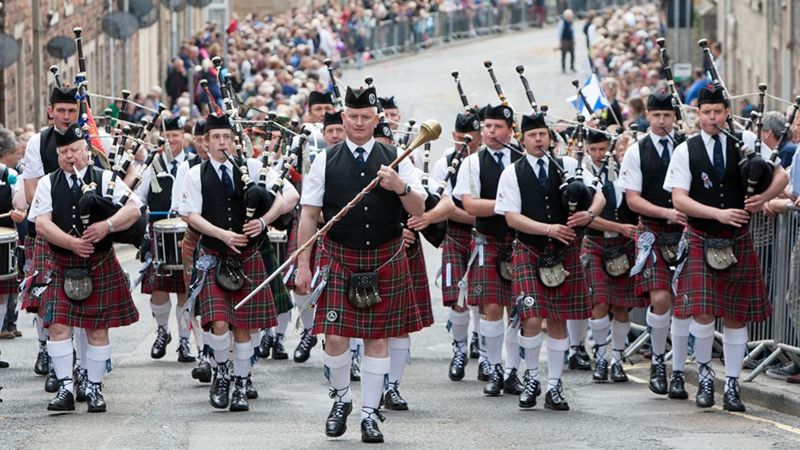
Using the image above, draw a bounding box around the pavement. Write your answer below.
[2,24,800,449]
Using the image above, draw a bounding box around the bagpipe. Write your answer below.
[656,38,694,132]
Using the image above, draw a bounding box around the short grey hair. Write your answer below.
[0,128,16,159]
[762,111,791,141]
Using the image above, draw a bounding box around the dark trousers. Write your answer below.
[2,293,18,331]
[561,39,575,71]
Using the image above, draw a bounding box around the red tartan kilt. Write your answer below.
[142,230,186,294]
[467,233,514,307]
[634,218,684,298]
[0,276,17,295]
[674,227,771,322]
[283,217,318,290]
[313,237,422,339]
[197,246,277,331]
[181,227,200,288]
[406,238,433,328]
[20,235,50,313]
[44,248,139,329]
[513,239,591,320]
[441,223,472,307]
[582,235,643,308]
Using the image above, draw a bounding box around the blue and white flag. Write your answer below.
[566,74,610,117]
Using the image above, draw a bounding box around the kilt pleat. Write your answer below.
[441,223,473,307]
[582,235,643,308]
[634,218,684,298]
[260,241,293,315]
[20,235,51,313]
[406,238,434,328]
[467,233,515,307]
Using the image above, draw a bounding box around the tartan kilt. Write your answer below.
[181,227,200,289]
[441,223,473,307]
[0,276,18,295]
[43,248,139,329]
[634,218,684,298]
[142,230,186,294]
[313,236,423,339]
[582,235,643,308]
[467,233,515,307]
[197,246,277,331]
[406,237,433,328]
[260,241,293,315]
[20,235,51,313]
[514,239,591,321]
[674,227,771,322]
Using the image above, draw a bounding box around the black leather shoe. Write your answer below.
[448,347,467,381]
[177,337,196,363]
[544,380,570,411]
[45,370,59,393]
[256,331,273,358]
[568,346,591,371]
[150,326,172,360]
[668,370,689,399]
[209,364,231,409]
[518,373,541,409]
[695,364,715,408]
[469,332,480,359]
[360,409,386,444]
[75,368,88,402]
[293,329,318,363]
[649,355,668,395]
[483,364,504,396]
[272,333,288,360]
[593,358,608,382]
[477,359,492,382]
[229,376,249,412]
[34,345,50,375]
[47,378,75,412]
[503,368,524,395]
[325,399,353,437]
[722,377,746,412]
[610,361,628,382]
[383,381,409,410]
[0,358,8,368]
[192,356,213,383]
[85,381,107,413]
[245,375,258,399]
[350,357,361,382]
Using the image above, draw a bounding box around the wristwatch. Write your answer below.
[398,183,411,197]
[106,219,115,233]
[587,210,596,224]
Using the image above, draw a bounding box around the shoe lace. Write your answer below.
[452,351,467,369]
[55,377,73,400]
[361,407,386,424]
[548,380,566,402]
[298,330,315,352]
[670,370,685,383]
[491,364,504,383]
[613,348,631,366]
[479,360,492,375]
[154,326,169,348]
[724,377,741,399]
[86,381,103,397]
[523,377,540,396]
[179,337,191,353]
[698,363,715,395]
[384,381,403,402]
[652,354,667,378]
[328,386,351,403]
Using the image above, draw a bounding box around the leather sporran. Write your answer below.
[497,247,514,282]
[658,232,682,266]
[704,238,738,271]
[347,271,381,309]
[602,245,631,277]
[63,267,92,301]
[216,259,245,292]
[537,254,569,288]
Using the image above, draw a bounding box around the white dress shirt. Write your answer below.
[21,130,47,180]
[134,151,188,209]
[618,130,675,193]
[430,147,456,196]
[452,147,512,201]
[495,154,578,215]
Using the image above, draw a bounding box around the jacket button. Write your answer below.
[365,224,370,229]
[720,193,724,198]
[360,173,365,177]
[366,241,371,246]
[545,205,550,209]
[720,203,725,208]
[364,206,368,211]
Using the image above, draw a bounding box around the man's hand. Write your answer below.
[402,228,416,248]
[294,267,312,295]
[664,208,688,226]
[9,209,26,224]
[618,223,638,239]
[548,224,576,245]
[406,214,431,231]
[377,165,405,194]
[71,237,94,258]
[744,193,767,213]
[220,230,248,254]
[567,211,593,228]
[717,208,750,227]
[242,219,265,238]
[83,221,111,243]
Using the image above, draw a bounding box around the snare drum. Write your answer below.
[268,228,288,262]
[0,227,18,280]
[153,218,186,271]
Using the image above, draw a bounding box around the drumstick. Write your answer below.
[0,209,25,219]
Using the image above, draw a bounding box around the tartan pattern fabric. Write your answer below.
[313,236,423,339]
[674,227,771,322]
[440,223,473,307]
[582,235,644,308]
[282,210,320,291]
[406,237,434,328]
[197,246,277,331]
[467,233,515,307]
[20,235,51,312]
[142,229,187,294]
[43,249,139,329]
[634,218,685,298]
[514,239,592,320]
[0,276,18,295]
[181,227,200,289]
[260,241,293,314]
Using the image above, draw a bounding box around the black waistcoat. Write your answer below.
[687,134,745,234]
[517,157,568,251]
[587,167,639,236]
[639,135,675,213]
[322,141,403,249]
[476,148,522,239]
[200,160,249,254]
[50,167,112,255]
[39,127,60,175]
[146,155,175,222]
[0,167,14,229]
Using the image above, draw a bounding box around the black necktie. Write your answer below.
[355,147,366,168]
[603,167,616,204]
[536,159,548,187]
[70,174,81,204]
[219,165,235,197]
[712,135,725,179]
[171,159,179,177]
[659,138,671,167]
[494,151,505,169]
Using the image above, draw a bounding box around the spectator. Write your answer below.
[164,58,188,109]
[557,9,576,73]
[761,111,796,169]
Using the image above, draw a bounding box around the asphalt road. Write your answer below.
[2,25,800,449]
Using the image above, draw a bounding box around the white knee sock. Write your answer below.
[47,339,74,392]
[519,331,543,379]
[469,306,481,335]
[589,315,611,359]
[360,355,390,419]
[274,311,290,336]
[647,308,671,356]
[191,315,203,352]
[202,330,216,366]
[150,301,172,329]
[547,337,569,390]
[689,319,716,366]
[350,338,363,358]
[611,319,630,363]
[323,349,352,403]
[233,341,252,378]
[671,317,691,372]
[388,337,411,385]
[300,307,315,332]
[208,331,231,364]
[86,344,111,384]
[504,326,521,374]
[72,327,89,370]
[250,331,260,357]
[35,315,47,343]
[567,319,586,349]
[723,326,748,381]
[448,309,470,343]
[480,319,504,367]
[175,303,191,340]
